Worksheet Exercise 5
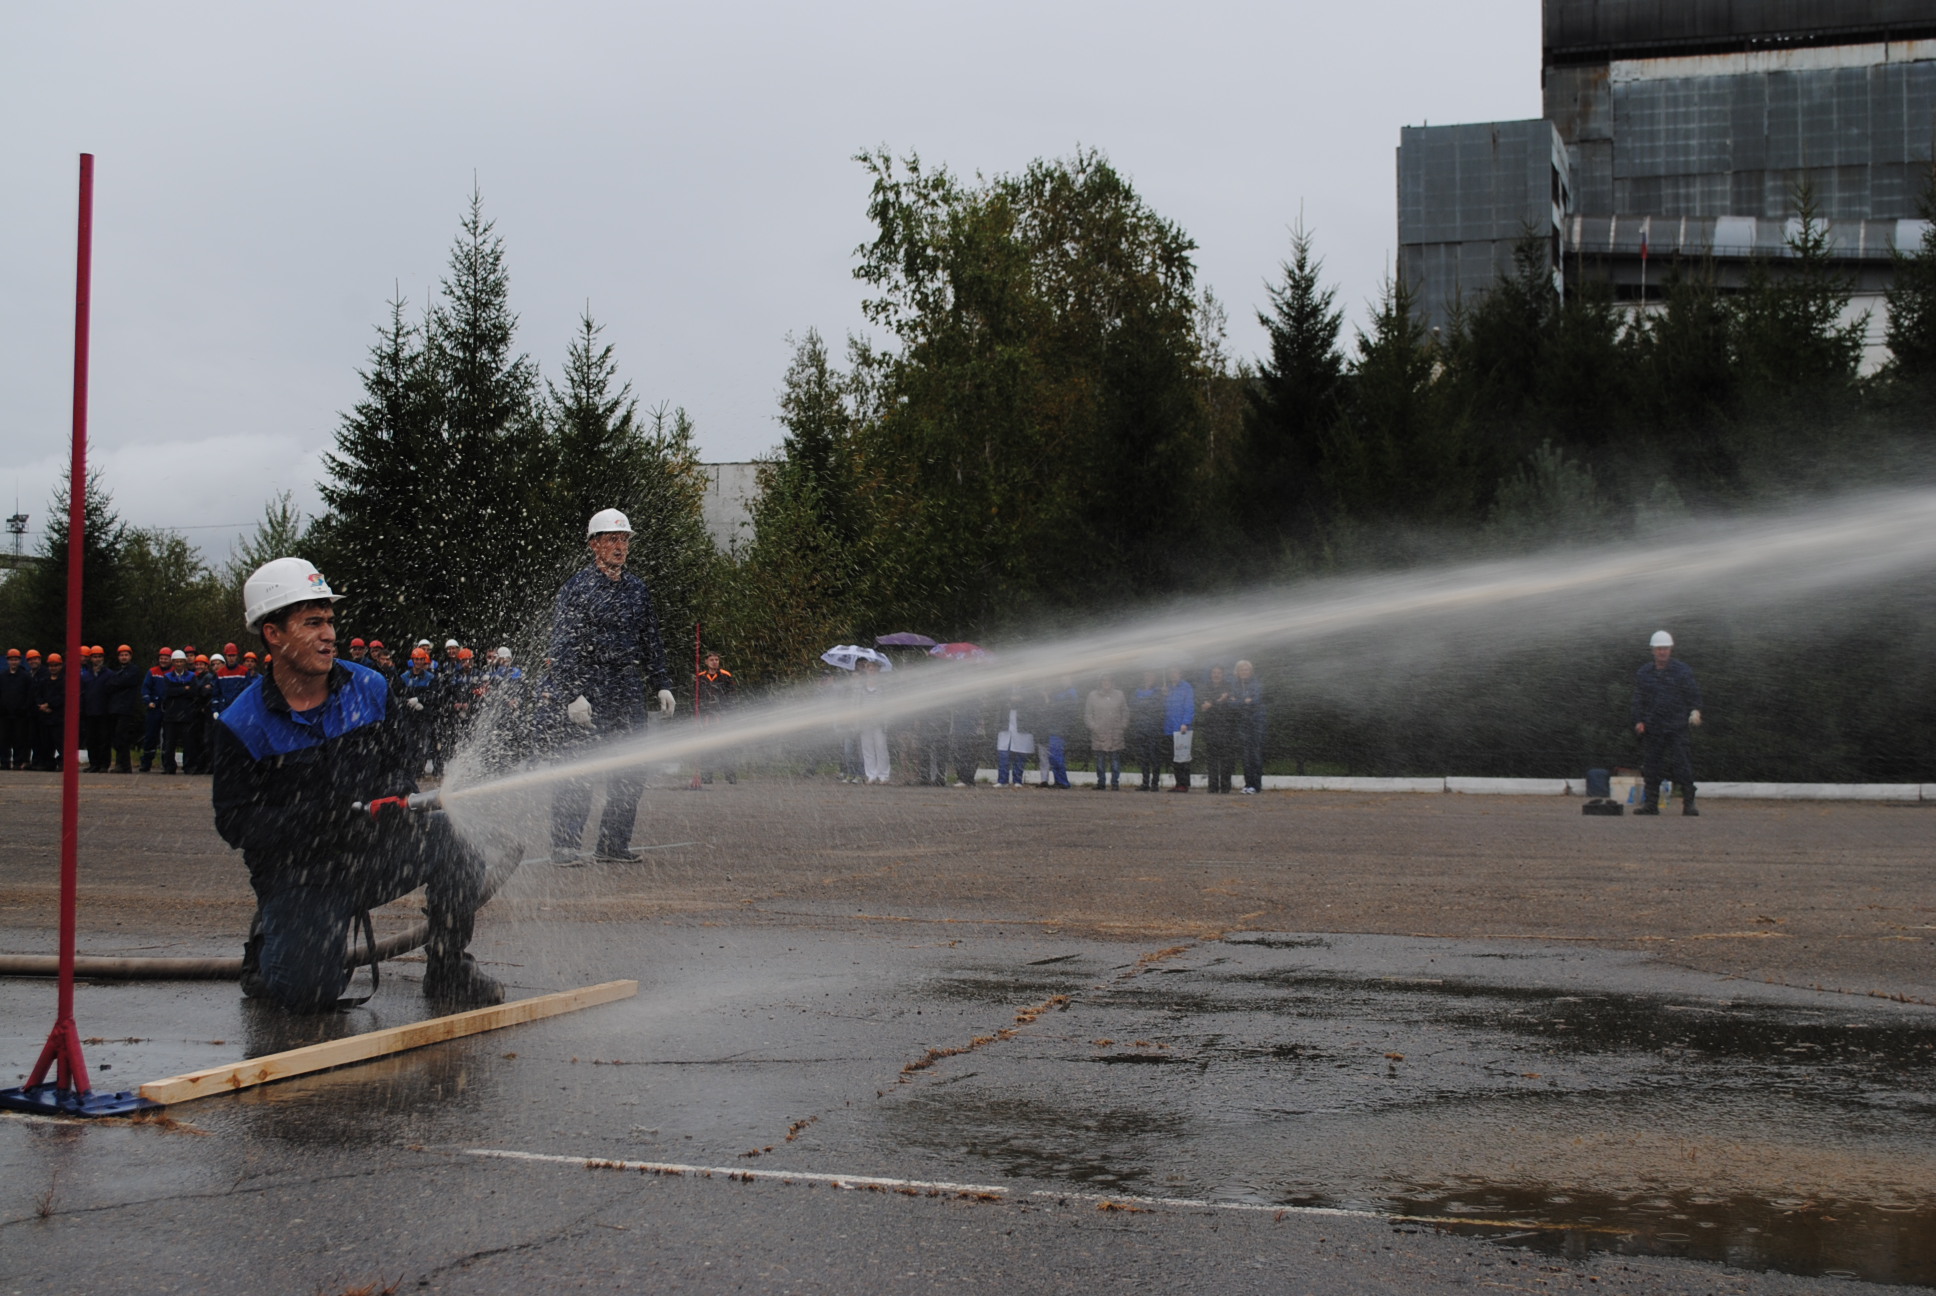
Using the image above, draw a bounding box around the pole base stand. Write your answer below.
[0,1082,161,1117]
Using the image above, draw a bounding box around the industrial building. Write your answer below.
[1398,0,1936,364]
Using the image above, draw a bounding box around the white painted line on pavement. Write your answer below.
[456,1146,1629,1234]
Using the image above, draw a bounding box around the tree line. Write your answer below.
[3,157,1932,779]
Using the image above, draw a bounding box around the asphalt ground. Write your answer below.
[1,772,1932,1294]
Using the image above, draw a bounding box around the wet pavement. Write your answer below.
[2,775,1933,1292]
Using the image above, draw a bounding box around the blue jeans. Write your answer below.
[1095,749,1121,787]
[998,749,1029,784]
[1045,735,1069,787]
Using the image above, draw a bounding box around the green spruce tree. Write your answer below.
[1238,223,1345,540]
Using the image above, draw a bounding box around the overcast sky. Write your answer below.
[2,2,1539,561]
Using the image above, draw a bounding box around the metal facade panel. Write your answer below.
[1546,0,1936,61]
[1399,121,1560,247]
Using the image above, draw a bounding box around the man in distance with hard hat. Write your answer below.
[546,508,676,863]
[211,557,500,1011]
[1631,630,1703,816]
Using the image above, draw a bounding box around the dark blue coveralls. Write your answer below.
[212,660,487,1011]
[545,565,673,856]
[1631,657,1703,808]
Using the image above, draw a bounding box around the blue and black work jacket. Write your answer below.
[1631,658,1703,733]
[546,566,673,726]
[81,665,113,717]
[1129,686,1165,738]
[142,668,170,711]
[159,669,200,723]
[211,661,417,878]
[394,666,440,719]
[103,663,148,716]
[0,663,34,715]
[213,671,254,712]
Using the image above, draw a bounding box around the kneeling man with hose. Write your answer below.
[212,558,502,1012]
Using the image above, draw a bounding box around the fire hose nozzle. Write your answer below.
[351,789,444,817]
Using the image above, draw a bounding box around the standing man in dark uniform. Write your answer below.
[1632,630,1703,816]
[547,508,676,864]
[213,557,499,1012]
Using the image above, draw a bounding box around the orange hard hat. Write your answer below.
[26,649,41,659]
[457,647,474,660]
[117,644,131,653]
[194,654,210,664]
[47,653,63,664]
[4,648,17,658]
[158,646,172,657]
[243,651,258,661]
[410,647,431,661]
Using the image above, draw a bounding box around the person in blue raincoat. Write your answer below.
[545,508,676,864]
[1163,665,1196,792]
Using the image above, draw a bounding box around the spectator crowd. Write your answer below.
[824,657,1269,793]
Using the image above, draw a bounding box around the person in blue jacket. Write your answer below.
[1631,630,1704,816]
[212,557,499,1013]
[139,648,171,772]
[545,509,676,863]
[1164,665,1196,792]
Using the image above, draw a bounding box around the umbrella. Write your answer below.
[875,632,938,647]
[821,644,893,672]
[928,642,988,660]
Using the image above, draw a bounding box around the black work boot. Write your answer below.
[1682,797,1700,816]
[423,953,504,1008]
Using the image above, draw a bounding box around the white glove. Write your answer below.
[1688,709,1702,727]
[405,697,423,712]
[567,695,594,730]
[657,689,676,717]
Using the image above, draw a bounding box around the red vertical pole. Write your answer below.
[22,154,95,1096]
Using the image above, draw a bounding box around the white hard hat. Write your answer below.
[445,639,460,649]
[494,646,512,660]
[171,649,187,661]
[587,507,632,538]
[416,639,432,648]
[210,653,226,663]
[1650,630,1674,648]
[242,557,341,630]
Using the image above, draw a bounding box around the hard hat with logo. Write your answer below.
[242,557,342,630]
[1649,630,1673,648]
[587,507,632,538]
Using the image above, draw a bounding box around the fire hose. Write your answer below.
[0,790,521,981]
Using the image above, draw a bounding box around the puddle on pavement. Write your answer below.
[894,934,1936,1287]
[1387,1184,1936,1287]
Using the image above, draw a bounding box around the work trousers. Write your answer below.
[998,748,1030,785]
[1133,731,1164,789]
[246,811,486,1013]
[1171,760,1192,791]
[550,717,649,855]
[1640,728,1696,804]
[159,719,193,774]
[33,715,61,770]
[83,715,114,771]
[111,712,141,771]
[1094,748,1121,789]
[0,712,30,769]
[139,710,163,771]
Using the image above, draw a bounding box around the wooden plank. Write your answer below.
[139,979,638,1106]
